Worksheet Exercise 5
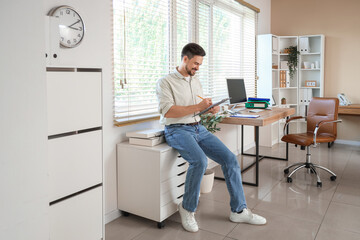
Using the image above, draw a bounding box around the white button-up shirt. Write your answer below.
[156,68,203,125]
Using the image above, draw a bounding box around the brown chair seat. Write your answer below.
[281,132,336,146]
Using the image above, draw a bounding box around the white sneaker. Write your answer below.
[178,202,199,232]
[229,208,266,225]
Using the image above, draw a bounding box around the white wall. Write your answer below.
[0,1,49,239]
[42,0,271,224]
[247,0,271,34]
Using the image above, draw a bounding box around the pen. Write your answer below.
[197,95,204,100]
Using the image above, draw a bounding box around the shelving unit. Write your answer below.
[257,34,325,146]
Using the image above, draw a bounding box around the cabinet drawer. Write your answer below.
[160,171,186,194]
[160,184,185,207]
[160,195,183,222]
[160,154,187,181]
[48,130,102,202]
[47,71,102,135]
[50,187,102,240]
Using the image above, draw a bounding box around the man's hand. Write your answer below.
[208,105,220,114]
[198,98,212,110]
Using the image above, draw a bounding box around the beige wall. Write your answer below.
[272,0,360,142]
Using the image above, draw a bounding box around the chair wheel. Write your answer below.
[317,182,322,188]
[284,169,289,174]
[287,177,292,183]
[330,176,337,181]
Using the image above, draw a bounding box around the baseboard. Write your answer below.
[335,139,360,146]
[243,142,255,151]
[105,209,121,224]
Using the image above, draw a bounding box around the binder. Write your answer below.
[245,101,269,109]
[299,88,305,104]
[248,97,271,102]
[307,89,313,103]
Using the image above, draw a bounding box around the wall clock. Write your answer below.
[48,6,85,48]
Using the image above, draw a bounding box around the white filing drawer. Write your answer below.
[117,142,188,224]
[50,186,102,240]
[48,130,102,202]
[47,71,102,135]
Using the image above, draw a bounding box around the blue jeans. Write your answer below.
[164,123,247,213]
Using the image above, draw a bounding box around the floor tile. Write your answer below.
[132,220,225,240]
[322,202,360,234]
[105,215,152,240]
[315,225,360,240]
[333,179,360,207]
[168,198,238,236]
[228,209,319,240]
[254,181,331,223]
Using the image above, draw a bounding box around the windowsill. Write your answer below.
[114,116,160,127]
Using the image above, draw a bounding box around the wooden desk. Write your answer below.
[338,104,360,116]
[220,107,296,186]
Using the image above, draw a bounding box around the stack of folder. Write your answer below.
[245,97,271,109]
[126,129,165,146]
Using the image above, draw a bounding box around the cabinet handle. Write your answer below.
[177,183,185,188]
[177,155,182,158]
[177,162,186,167]
[177,194,184,199]
[177,171,186,176]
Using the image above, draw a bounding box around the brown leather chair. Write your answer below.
[282,97,342,187]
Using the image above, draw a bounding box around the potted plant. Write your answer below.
[287,46,300,80]
[281,97,286,105]
[200,111,228,133]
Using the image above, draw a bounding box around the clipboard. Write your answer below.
[194,97,231,116]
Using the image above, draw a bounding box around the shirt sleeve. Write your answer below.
[156,77,174,116]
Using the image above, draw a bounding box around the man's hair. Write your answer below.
[181,43,206,60]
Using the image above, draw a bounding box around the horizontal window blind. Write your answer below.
[113,0,258,125]
[113,0,169,124]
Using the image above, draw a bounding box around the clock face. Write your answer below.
[49,6,85,48]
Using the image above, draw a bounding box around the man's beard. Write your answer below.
[186,65,197,76]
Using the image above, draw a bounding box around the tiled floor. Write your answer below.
[106,143,360,240]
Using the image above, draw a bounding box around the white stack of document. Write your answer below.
[126,129,165,147]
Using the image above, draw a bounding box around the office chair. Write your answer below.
[282,97,342,187]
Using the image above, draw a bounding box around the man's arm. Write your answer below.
[165,98,212,118]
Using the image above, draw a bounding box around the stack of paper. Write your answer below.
[126,129,165,147]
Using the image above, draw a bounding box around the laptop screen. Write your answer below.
[226,79,247,104]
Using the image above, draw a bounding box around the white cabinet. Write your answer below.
[50,187,103,240]
[46,71,102,136]
[117,142,187,227]
[257,34,325,146]
[47,68,103,239]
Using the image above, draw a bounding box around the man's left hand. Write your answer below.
[208,106,220,114]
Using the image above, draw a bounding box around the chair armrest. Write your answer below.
[313,119,342,146]
[283,116,306,136]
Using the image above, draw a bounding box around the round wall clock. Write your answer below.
[48,6,85,48]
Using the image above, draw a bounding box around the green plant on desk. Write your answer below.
[200,111,229,133]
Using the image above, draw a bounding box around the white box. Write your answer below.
[126,129,164,138]
[129,136,165,147]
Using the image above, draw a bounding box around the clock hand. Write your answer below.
[68,26,80,31]
[68,20,80,28]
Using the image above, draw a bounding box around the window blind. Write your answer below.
[113,0,258,125]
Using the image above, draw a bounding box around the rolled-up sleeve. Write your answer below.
[156,77,174,116]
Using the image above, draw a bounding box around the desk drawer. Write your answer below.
[161,161,188,182]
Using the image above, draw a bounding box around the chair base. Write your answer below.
[284,146,337,187]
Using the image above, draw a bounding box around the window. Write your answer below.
[113,0,258,125]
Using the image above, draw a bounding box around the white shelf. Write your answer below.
[279,87,297,89]
[300,87,320,89]
[301,68,320,71]
[300,52,321,55]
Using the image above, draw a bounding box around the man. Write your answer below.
[156,43,266,233]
